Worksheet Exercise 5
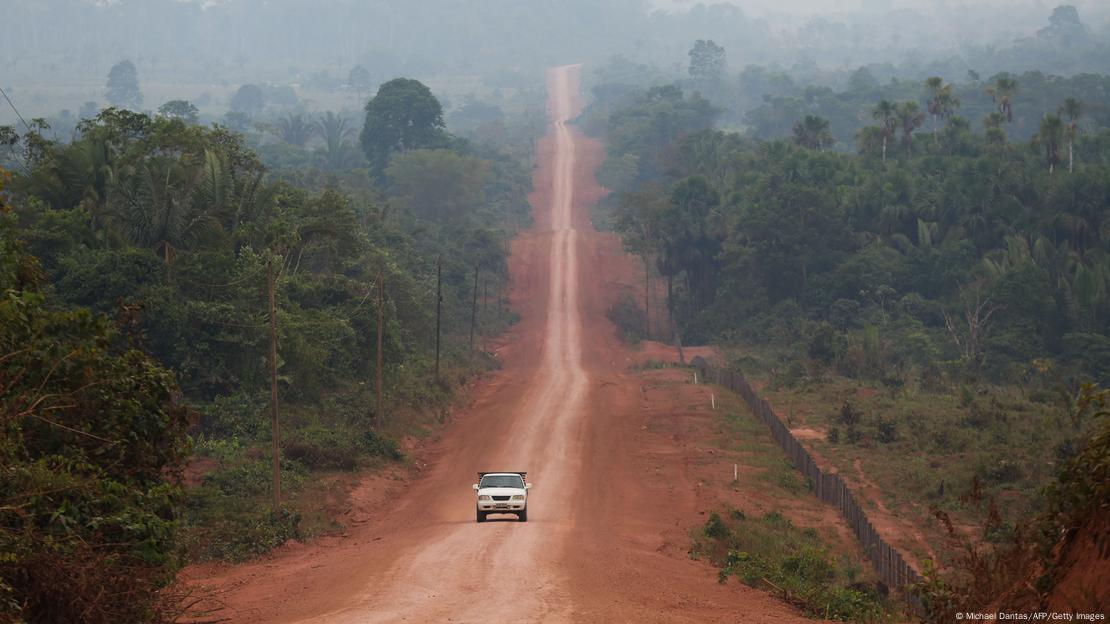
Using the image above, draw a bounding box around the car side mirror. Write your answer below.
[472,484,480,490]
[525,483,532,489]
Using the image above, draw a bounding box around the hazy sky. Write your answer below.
[653,0,1105,17]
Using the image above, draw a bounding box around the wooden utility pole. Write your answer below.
[267,258,281,513]
[434,257,442,384]
[469,262,479,352]
[644,257,651,339]
[376,272,384,427]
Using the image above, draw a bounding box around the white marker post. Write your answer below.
[694,370,698,384]
[711,393,716,410]
[733,464,738,481]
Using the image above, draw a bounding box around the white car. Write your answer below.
[473,472,531,522]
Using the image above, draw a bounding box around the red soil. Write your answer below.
[177,65,819,623]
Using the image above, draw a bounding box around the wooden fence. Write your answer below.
[690,357,923,601]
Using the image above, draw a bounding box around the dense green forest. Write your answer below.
[0,77,533,621]
[586,71,1110,383]
[585,59,1110,611]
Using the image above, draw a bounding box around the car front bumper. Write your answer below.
[477,503,525,511]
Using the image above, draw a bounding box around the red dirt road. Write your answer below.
[182,65,813,623]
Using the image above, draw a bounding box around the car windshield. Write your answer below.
[480,475,524,489]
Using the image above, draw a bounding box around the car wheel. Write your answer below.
[518,508,527,522]
[476,509,486,523]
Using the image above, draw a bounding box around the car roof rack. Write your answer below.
[478,472,526,479]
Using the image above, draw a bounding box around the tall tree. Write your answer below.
[158,100,199,124]
[872,100,898,163]
[273,113,315,147]
[925,77,960,145]
[348,65,373,102]
[688,40,726,83]
[792,115,835,151]
[1060,98,1083,173]
[229,84,266,118]
[316,111,357,170]
[987,76,1018,123]
[898,102,926,153]
[105,60,142,110]
[360,78,447,177]
[1034,114,1065,174]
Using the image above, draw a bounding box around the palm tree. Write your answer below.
[191,148,266,235]
[983,112,1009,145]
[1034,114,1065,174]
[897,102,926,154]
[111,157,218,264]
[1059,98,1082,173]
[274,113,315,147]
[791,115,835,151]
[925,77,944,144]
[986,76,1018,123]
[871,100,898,163]
[925,77,960,146]
[51,138,116,240]
[316,111,357,170]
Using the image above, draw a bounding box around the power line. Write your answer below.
[0,85,32,134]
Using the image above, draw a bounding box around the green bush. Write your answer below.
[874,417,898,443]
[692,509,892,622]
[0,227,191,623]
[201,392,266,439]
[606,292,646,343]
[361,430,404,460]
[183,507,302,562]
[704,512,729,539]
[282,440,359,471]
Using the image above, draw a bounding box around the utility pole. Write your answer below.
[434,257,442,385]
[499,272,508,319]
[267,258,281,514]
[469,262,479,352]
[644,257,651,339]
[376,272,384,427]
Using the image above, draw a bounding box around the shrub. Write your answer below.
[693,509,892,621]
[704,512,729,539]
[976,456,1023,485]
[0,245,191,623]
[837,401,862,426]
[875,417,898,443]
[845,425,863,445]
[283,440,359,471]
[361,430,403,460]
[772,360,807,390]
[606,292,646,343]
[201,392,265,439]
[807,323,845,364]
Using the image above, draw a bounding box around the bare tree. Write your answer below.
[943,282,998,370]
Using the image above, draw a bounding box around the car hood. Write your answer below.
[477,487,525,496]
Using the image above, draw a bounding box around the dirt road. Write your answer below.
[183,65,812,623]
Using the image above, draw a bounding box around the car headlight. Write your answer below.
[478,495,491,501]
[511,495,524,500]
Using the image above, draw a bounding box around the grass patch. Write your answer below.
[180,390,409,563]
[721,342,1076,564]
[691,509,895,622]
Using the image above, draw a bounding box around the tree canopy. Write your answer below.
[105,60,142,110]
[359,78,447,176]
